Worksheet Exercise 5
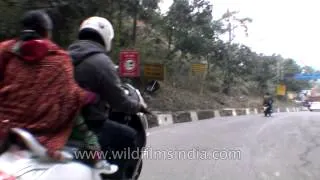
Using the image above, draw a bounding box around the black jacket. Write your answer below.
[68,40,140,129]
[263,95,273,106]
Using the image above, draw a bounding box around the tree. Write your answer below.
[282,59,311,92]
[212,9,252,94]
[164,0,214,57]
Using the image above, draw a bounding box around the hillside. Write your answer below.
[144,82,295,112]
[134,20,295,111]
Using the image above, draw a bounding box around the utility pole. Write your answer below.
[223,9,232,94]
[227,9,232,43]
[276,55,285,83]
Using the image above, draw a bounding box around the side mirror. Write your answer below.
[145,80,160,93]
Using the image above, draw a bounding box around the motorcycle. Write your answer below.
[0,128,100,180]
[101,82,157,180]
[0,79,159,180]
[263,104,272,117]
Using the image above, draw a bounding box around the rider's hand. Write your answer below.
[139,103,152,115]
[85,90,97,105]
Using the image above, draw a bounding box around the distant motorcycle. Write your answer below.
[263,104,272,117]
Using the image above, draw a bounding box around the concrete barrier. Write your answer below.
[245,108,250,115]
[173,111,192,123]
[214,110,221,117]
[220,109,234,117]
[151,106,301,128]
[157,113,174,126]
[189,111,198,121]
[197,110,215,120]
[235,109,247,116]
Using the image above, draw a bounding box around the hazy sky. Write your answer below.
[159,0,320,70]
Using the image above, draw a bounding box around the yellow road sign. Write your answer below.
[143,63,165,80]
[191,63,207,73]
[276,84,286,96]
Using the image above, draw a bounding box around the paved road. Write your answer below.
[140,112,320,180]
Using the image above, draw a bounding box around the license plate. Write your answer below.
[0,171,16,180]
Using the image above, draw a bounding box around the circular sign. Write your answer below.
[124,59,136,71]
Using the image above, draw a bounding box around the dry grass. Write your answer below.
[145,82,295,112]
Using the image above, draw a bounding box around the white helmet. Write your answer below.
[79,16,114,52]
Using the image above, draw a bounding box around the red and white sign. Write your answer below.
[119,50,140,77]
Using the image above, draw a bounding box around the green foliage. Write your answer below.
[163,0,214,56]
[282,59,312,92]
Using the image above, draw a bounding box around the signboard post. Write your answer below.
[143,63,165,80]
[119,50,140,77]
[191,63,208,95]
[276,84,286,96]
[191,63,208,73]
[294,73,320,80]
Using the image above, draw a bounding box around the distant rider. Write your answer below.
[263,92,273,110]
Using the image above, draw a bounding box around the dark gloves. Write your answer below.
[84,90,97,105]
[139,103,152,115]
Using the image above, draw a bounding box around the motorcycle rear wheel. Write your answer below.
[132,161,143,180]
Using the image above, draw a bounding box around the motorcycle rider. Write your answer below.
[0,10,97,160]
[263,92,273,111]
[68,16,150,174]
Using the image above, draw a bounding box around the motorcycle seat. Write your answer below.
[9,128,73,162]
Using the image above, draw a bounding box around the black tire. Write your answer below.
[141,116,148,130]
[132,161,143,180]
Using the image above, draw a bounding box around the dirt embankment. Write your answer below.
[144,82,295,112]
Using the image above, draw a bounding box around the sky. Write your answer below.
[159,0,320,70]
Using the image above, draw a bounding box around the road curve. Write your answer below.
[140,112,320,180]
